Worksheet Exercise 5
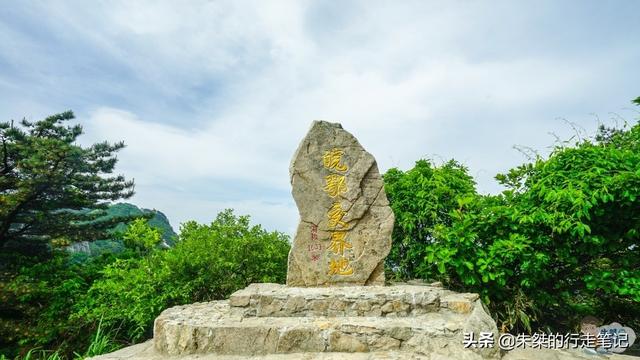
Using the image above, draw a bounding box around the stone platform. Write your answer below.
[91,340,638,360]
[90,283,639,360]
[150,283,499,359]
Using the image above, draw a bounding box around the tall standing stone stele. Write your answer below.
[287,120,394,286]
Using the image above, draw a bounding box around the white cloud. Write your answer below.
[90,105,305,188]
[2,1,639,234]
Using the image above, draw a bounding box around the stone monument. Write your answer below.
[91,120,509,359]
[287,120,394,286]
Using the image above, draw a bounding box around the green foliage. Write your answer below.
[102,203,177,246]
[0,251,126,358]
[2,210,289,357]
[14,348,63,360]
[72,319,117,360]
[0,112,134,254]
[385,115,640,334]
[383,159,476,279]
[73,209,290,342]
[4,102,639,358]
[64,203,178,263]
[122,219,161,254]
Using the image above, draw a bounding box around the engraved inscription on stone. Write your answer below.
[286,120,394,286]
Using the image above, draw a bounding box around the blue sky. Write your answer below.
[1,1,639,235]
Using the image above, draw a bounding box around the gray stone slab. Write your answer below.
[229,283,479,318]
[151,284,499,359]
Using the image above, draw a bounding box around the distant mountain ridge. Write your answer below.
[67,203,177,257]
[106,203,177,246]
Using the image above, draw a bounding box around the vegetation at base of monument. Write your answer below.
[0,318,117,360]
[74,209,290,343]
[1,112,290,359]
[384,159,477,279]
[0,210,289,358]
[1,220,152,358]
[2,211,289,359]
[0,111,137,359]
[384,98,640,334]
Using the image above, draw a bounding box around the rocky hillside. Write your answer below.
[67,203,177,257]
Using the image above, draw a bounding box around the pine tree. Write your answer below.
[0,111,135,254]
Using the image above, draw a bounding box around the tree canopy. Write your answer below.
[0,111,134,254]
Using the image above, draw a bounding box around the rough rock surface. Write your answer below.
[151,283,499,359]
[228,283,477,317]
[90,283,639,360]
[287,121,394,286]
[90,341,639,360]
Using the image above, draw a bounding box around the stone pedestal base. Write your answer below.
[151,283,500,359]
[90,283,637,359]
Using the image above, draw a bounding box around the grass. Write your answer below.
[1,319,118,360]
[0,349,63,360]
[73,318,118,360]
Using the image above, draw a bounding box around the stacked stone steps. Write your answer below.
[155,302,469,355]
[227,283,477,317]
[152,283,501,359]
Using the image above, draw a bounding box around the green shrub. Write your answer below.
[383,159,476,279]
[385,120,640,334]
[73,209,290,342]
[0,252,123,357]
[122,218,161,254]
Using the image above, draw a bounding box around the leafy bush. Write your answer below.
[73,210,290,342]
[385,119,640,334]
[0,252,125,358]
[122,219,161,254]
[2,210,289,358]
[384,159,476,279]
